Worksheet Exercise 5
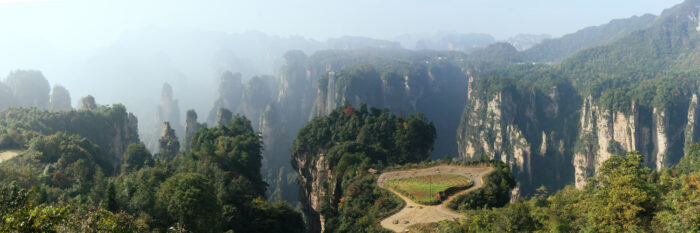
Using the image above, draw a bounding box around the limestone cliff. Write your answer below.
[292,151,335,233]
[260,51,317,204]
[459,84,700,192]
[458,90,538,188]
[207,71,244,125]
[182,109,204,151]
[109,110,140,172]
[313,58,467,158]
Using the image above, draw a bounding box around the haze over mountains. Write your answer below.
[0,20,662,150]
[4,0,700,232]
[0,0,693,202]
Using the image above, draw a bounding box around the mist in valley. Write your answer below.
[3,1,699,232]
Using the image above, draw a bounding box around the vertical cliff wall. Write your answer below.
[458,77,699,193]
[314,59,467,158]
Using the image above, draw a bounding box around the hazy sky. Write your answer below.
[0,0,684,50]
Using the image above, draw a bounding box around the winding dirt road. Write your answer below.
[377,165,493,232]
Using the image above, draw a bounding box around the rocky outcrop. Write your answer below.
[684,94,700,153]
[216,108,233,127]
[458,91,532,184]
[49,85,72,111]
[653,108,669,169]
[314,59,467,158]
[460,86,700,192]
[241,75,275,130]
[207,71,244,125]
[182,110,204,151]
[108,110,140,172]
[147,83,183,152]
[158,122,180,160]
[80,95,97,110]
[293,151,334,233]
[260,51,317,204]
[155,83,183,137]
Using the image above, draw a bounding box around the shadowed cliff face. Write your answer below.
[312,52,468,158]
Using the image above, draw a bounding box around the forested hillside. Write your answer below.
[291,104,436,232]
[415,147,700,232]
[457,0,700,196]
[0,106,303,232]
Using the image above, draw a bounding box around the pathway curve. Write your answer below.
[377,165,493,232]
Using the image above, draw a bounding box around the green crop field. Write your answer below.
[385,174,472,205]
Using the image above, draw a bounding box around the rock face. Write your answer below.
[458,82,700,193]
[156,83,183,137]
[4,70,51,109]
[260,51,316,204]
[106,107,140,173]
[240,75,275,130]
[158,122,180,160]
[49,85,72,111]
[458,90,537,186]
[207,71,244,125]
[293,151,334,233]
[216,108,233,127]
[80,95,97,110]
[182,109,204,151]
[313,58,467,158]
[289,51,468,232]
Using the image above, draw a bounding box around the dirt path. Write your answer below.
[377,165,493,232]
[0,150,22,163]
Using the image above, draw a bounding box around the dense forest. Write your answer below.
[413,147,700,232]
[0,106,303,232]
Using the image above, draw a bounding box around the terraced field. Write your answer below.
[385,174,472,205]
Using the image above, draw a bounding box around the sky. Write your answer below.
[0,0,685,51]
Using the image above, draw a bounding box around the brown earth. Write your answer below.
[377,165,493,232]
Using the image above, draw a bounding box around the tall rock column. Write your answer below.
[158,122,180,160]
[182,110,204,151]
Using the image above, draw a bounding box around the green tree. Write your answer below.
[578,152,657,232]
[123,142,153,172]
[157,173,220,233]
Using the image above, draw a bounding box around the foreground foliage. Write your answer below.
[416,148,700,233]
[0,106,303,232]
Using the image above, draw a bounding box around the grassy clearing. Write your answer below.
[385,174,472,205]
[0,150,23,163]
